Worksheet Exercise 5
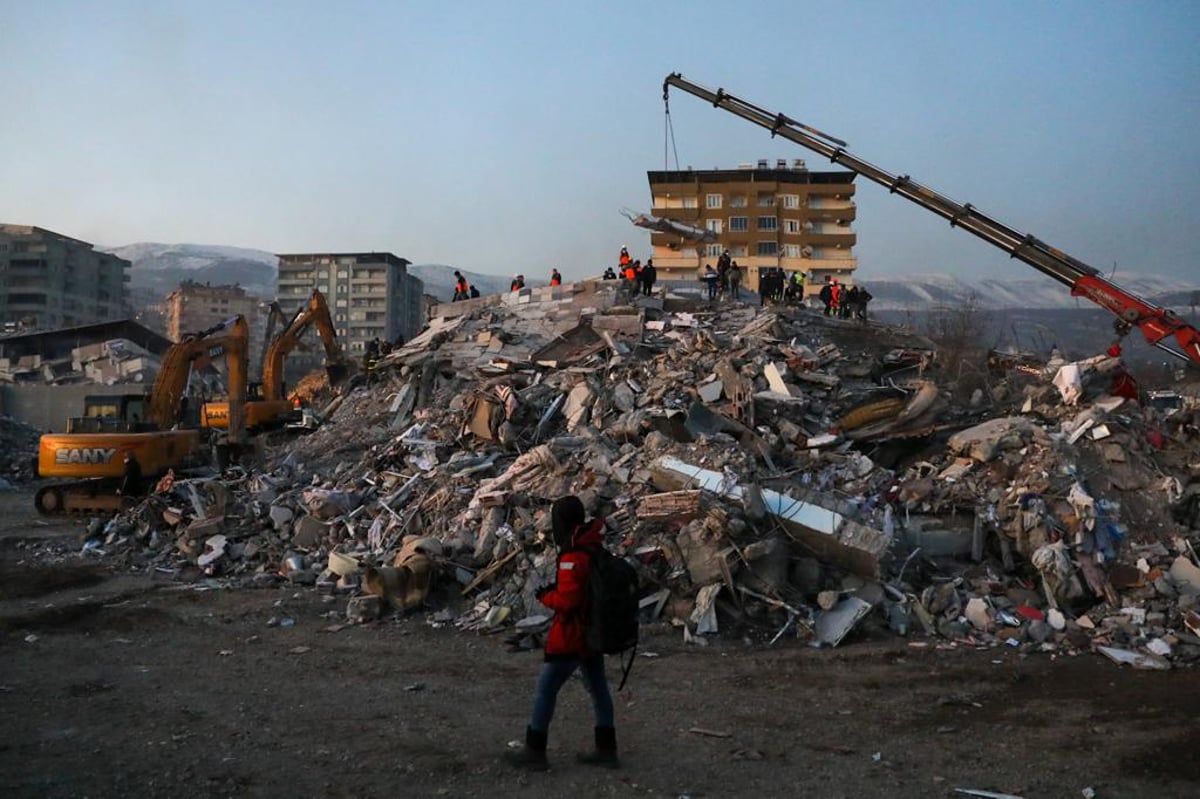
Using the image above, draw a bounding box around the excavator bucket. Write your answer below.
[326,360,350,387]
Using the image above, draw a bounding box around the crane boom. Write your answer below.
[662,73,1200,366]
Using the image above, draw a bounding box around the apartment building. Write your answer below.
[0,224,129,329]
[645,159,857,295]
[162,280,268,377]
[275,252,423,373]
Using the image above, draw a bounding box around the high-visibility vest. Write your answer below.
[624,267,635,280]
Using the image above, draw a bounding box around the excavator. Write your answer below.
[662,73,1200,367]
[34,315,250,514]
[201,289,349,432]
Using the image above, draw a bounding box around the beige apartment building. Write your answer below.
[0,224,129,330]
[645,159,858,295]
[163,281,267,377]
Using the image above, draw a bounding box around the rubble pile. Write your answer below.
[0,414,42,484]
[48,280,1200,669]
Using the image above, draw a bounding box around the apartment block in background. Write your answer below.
[163,280,267,376]
[275,252,423,375]
[0,224,130,330]
[645,159,857,295]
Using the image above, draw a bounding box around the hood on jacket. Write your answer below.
[571,518,606,548]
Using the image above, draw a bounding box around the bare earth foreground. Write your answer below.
[1,490,1197,799]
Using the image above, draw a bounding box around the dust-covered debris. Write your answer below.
[19,280,1200,670]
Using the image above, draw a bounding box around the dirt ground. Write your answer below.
[1,489,1198,799]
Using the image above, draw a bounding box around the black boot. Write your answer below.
[504,726,548,771]
[576,725,619,769]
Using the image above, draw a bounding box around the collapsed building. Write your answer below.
[30,279,1200,669]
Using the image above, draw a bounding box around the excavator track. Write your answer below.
[35,480,132,516]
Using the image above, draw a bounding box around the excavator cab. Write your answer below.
[65,393,153,433]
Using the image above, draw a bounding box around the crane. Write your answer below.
[662,73,1200,366]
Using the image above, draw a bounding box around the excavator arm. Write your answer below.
[262,289,348,401]
[662,73,1200,365]
[149,315,251,429]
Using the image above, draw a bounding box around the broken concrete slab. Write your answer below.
[947,416,1042,463]
[814,597,872,647]
[650,456,891,577]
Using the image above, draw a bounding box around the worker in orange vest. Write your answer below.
[453,271,470,302]
[550,268,562,286]
[618,246,631,267]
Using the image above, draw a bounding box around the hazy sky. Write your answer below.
[2,1,1198,283]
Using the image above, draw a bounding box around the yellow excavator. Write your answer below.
[34,315,250,514]
[202,289,348,432]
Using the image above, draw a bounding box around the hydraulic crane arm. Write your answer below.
[662,73,1200,365]
[262,290,347,401]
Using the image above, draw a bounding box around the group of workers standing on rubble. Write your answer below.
[817,276,872,321]
[602,246,657,297]
[451,267,564,302]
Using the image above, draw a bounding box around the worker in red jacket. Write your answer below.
[505,495,618,771]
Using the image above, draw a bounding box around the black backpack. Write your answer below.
[583,545,640,690]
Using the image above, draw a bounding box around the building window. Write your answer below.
[784,219,801,234]
[705,219,723,234]
[705,244,722,257]
[705,193,722,209]
[782,194,800,208]
[757,242,779,256]
[784,244,802,257]
[337,271,348,278]
[758,216,778,231]
[757,193,774,207]
[730,196,747,208]
[336,284,347,294]
[318,270,329,279]
[728,216,748,232]
[731,245,748,258]
[682,197,698,209]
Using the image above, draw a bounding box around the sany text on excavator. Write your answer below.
[35,315,251,514]
[202,289,348,432]
[662,73,1200,367]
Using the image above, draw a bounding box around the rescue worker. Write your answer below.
[618,246,631,268]
[829,279,842,317]
[510,275,522,292]
[728,262,742,300]
[470,284,480,299]
[641,259,656,296]
[703,265,719,300]
[819,278,834,316]
[452,271,469,302]
[856,285,873,321]
[118,451,142,497]
[843,285,859,319]
[602,267,617,280]
[550,268,562,287]
[505,495,618,771]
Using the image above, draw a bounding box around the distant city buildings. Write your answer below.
[275,253,423,369]
[645,160,858,294]
[0,224,130,330]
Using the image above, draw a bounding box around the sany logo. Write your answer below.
[54,447,119,465]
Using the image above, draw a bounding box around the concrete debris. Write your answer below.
[20,278,1199,671]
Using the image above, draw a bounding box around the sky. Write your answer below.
[1,0,1198,284]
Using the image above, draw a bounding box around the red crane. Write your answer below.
[662,73,1200,366]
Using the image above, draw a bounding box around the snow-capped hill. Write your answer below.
[861,272,1199,311]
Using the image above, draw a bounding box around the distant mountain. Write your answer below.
[861,272,1199,312]
[103,242,279,300]
[104,243,545,304]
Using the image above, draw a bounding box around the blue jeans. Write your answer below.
[529,656,613,733]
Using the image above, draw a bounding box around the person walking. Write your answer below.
[641,259,656,296]
[505,496,619,771]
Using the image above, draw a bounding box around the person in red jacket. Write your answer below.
[505,495,618,771]
[549,268,562,286]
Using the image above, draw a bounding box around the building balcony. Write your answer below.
[807,197,856,211]
[649,207,700,222]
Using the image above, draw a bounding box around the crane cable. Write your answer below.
[663,85,680,170]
